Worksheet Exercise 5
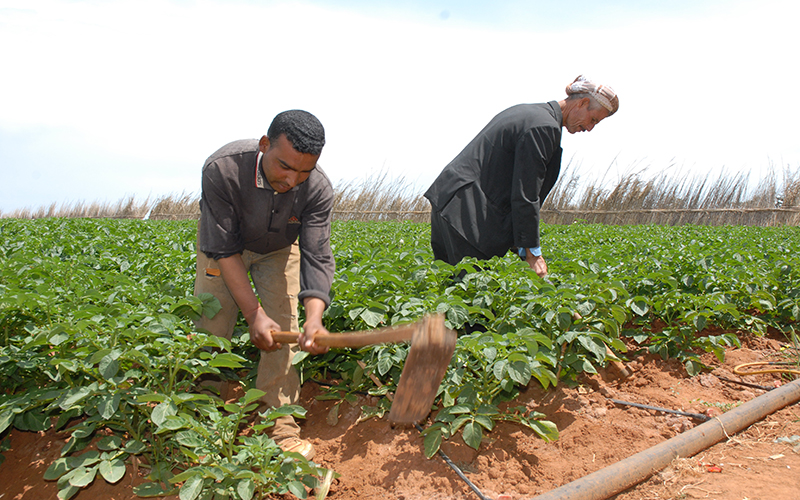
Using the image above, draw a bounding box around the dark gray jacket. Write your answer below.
[199,139,335,306]
[424,102,563,257]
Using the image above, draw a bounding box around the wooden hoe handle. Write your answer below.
[270,322,418,349]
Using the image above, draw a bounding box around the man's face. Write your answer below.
[259,134,319,193]
[564,98,610,134]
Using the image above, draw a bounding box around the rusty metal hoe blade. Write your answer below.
[271,313,457,424]
[388,314,456,423]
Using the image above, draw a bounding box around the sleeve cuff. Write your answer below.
[518,247,542,257]
[298,289,332,308]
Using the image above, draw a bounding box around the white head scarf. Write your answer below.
[566,75,619,116]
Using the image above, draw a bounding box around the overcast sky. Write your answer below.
[1,0,797,213]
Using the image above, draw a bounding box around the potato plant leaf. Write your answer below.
[98,458,126,483]
[237,478,255,500]
[179,474,204,500]
[423,427,444,458]
[68,466,98,487]
[287,480,308,499]
[462,421,483,450]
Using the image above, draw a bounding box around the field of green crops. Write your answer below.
[1,219,799,499]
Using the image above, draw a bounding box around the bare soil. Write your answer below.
[2,333,799,500]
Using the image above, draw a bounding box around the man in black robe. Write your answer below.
[424,75,619,277]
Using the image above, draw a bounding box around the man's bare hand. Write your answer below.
[526,253,548,277]
[247,307,283,352]
[298,297,330,355]
[298,319,330,355]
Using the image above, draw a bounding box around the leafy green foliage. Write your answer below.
[166,392,331,500]
[2,217,800,489]
[319,221,800,452]
[0,219,331,498]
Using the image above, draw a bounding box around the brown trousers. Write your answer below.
[194,240,302,439]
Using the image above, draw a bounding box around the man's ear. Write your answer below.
[580,97,591,109]
[258,135,270,153]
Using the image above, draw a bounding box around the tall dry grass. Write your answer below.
[1,195,155,220]
[332,171,429,222]
[147,192,201,221]
[544,162,800,226]
[3,163,799,226]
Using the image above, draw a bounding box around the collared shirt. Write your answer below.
[198,139,335,306]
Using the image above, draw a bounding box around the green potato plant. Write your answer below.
[4,217,800,490]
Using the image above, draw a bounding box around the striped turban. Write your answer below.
[566,75,619,116]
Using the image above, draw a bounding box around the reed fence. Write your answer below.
[4,164,800,226]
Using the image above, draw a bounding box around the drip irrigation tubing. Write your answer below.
[609,399,710,421]
[716,375,774,392]
[309,379,491,499]
[414,423,491,500]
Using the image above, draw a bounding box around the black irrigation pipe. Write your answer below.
[309,379,492,499]
[414,423,491,500]
[609,398,711,422]
[716,375,775,392]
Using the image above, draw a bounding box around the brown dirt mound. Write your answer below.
[2,335,799,500]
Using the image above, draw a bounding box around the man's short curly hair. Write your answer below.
[267,110,325,156]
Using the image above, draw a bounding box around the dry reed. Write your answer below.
[1,195,154,220]
[147,192,201,221]
[332,171,429,222]
[544,162,800,226]
[2,163,799,226]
